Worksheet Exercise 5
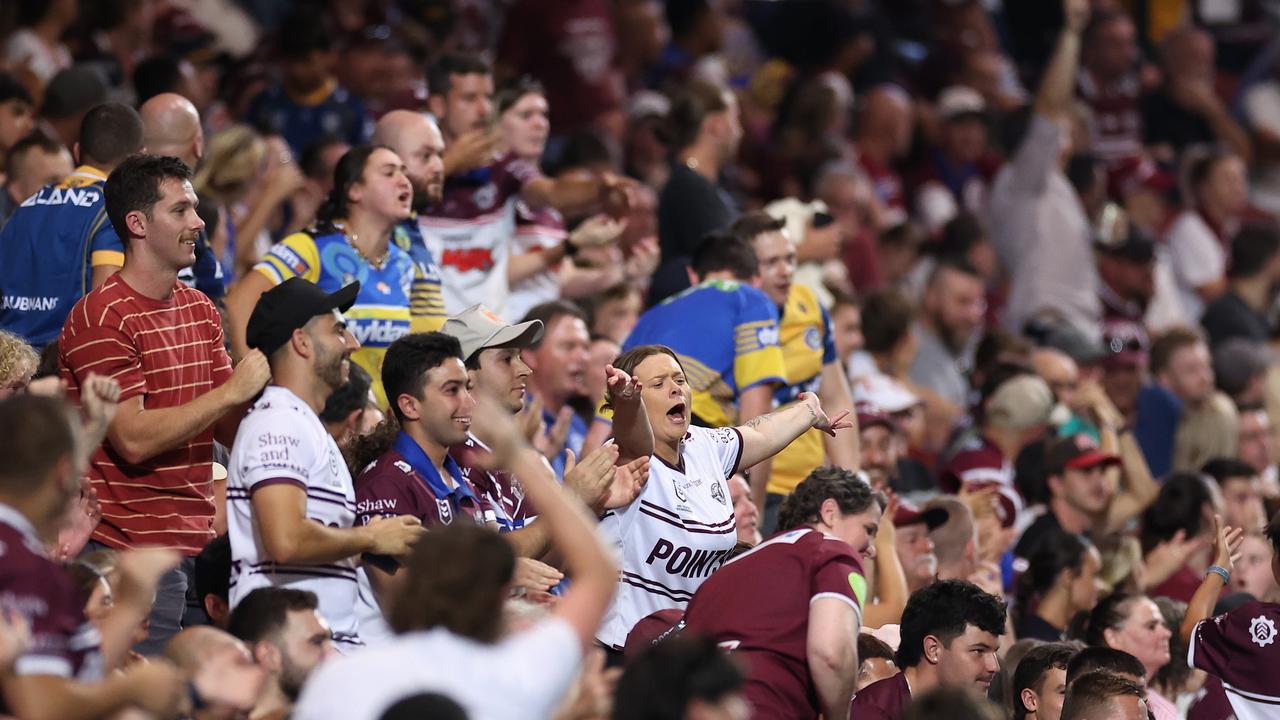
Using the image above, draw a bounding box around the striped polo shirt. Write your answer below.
[59,274,233,556]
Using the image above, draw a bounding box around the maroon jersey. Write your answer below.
[451,433,533,533]
[681,528,867,720]
[1077,69,1143,165]
[856,150,906,223]
[849,671,911,720]
[354,436,494,531]
[1190,599,1280,719]
[0,504,102,695]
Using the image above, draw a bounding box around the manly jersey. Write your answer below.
[253,227,421,407]
[622,280,786,428]
[0,166,122,346]
[1077,70,1143,165]
[227,386,362,650]
[451,432,532,532]
[419,153,544,317]
[392,216,448,332]
[0,504,103,696]
[682,528,867,720]
[1189,599,1280,720]
[849,672,911,720]
[597,426,744,649]
[355,432,495,535]
[767,285,837,497]
[505,201,567,323]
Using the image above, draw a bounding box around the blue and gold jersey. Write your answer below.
[0,166,122,346]
[393,216,447,332]
[768,284,838,496]
[254,227,421,407]
[623,279,786,427]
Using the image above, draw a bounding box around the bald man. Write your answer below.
[139,92,225,301]
[372,110,448,331]
[853,85,913,220]
[166,626,270,720]
[1031,347,1087,430]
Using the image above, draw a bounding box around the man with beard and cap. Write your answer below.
[371,110,448,332]
[909,258,987,409]
[227,278,426,653]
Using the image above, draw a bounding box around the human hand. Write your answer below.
[534,407,575,462]
[801,393,853,437]
[599,173,638,218]
[514,557,565,594]
[0,608,31,672]
[604,365,642,414]
[1063,0,1090,33]
[223,350,271,404]
[564,444,620,511]
[875,490,898,551]
[623,236,660,281]
[1210,514,1245,573]
[191,642,269,714]
[569,215,627,250]
[53,478,101,561]
[602,456,650,510]
[81,374,121,430]
[366,515,426,557]
[555,648,621,720]
[1144,529,1210,589]
[125,660,188,716]
[444,130,500,175]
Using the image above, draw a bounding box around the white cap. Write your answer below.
[937,85,986,121]
[763,197,831,245]
[852,373,921,414]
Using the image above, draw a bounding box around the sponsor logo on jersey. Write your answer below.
[20,186,101,208]
[474,183,497,210]
[440,247,496,273]
[849,572,868,608]
[394,461,413,474]
[271,245,308,274]
[1,295,58,312]
[1250,615,1277,648]
[710,480,726,505]
[349,318,410,346]
[437,498,453,525]
[805,327,822,350]
[644,538,731,579]
[673,477,688,503]
[757,326,779,346]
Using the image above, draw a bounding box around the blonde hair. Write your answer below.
[193,125,266,200]
[0,330,38,388]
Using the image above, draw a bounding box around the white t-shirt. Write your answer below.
[1165,209,1227,322]
[596,425,743,649]
[227,385,362,650]
[293,618,583,720]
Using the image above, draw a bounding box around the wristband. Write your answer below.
[1206,565,1230,584]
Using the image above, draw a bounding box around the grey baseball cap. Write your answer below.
[442,305,544,361]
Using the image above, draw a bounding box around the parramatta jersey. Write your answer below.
[0,165,122,346]
[622,280,786,427]
[1190,599,1280,720]
[253,226,422,407]
[226,385,362,651]
[597,425,744,649]
[419,153,544,317]
[392,216,447,332]
[767,284,838,496]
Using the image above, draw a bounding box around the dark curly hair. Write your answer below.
[776,466,881,532]
[897,580,1007,668]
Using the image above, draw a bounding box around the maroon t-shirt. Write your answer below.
[451,434,533,532]
[681,528,867,720]
[0,504,102,705]
[849,672,911,720]
[354,448,492,530]
[1190,599,1280,717]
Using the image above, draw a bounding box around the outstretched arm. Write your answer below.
[736,392,853,471]
[1180,515,1243,645]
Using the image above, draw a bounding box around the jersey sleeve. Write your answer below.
[811,540,866,627]
[733,292,786,391]
[354,462,419,526]
[1188,602,1280,692]
[254,232,322,285]
[60,323,147,403]
[704,426,746,477]
[819,304,838,364]
[409,262,447,332]
[496,155,546,199]
[236,410,314,491]
[87,208,124,268]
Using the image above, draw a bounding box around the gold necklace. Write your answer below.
[342,226,389,270]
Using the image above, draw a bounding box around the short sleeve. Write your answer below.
[1188,603,1280,693]
[811,542,866,626]
[255,232,322,285]
[60,323,146,403]
[820,304,837,365]
[732,292,786,391]
[1167,219,1225,289]
[87,209,123,268]
[236,411,314,491]
[703,426,745,478]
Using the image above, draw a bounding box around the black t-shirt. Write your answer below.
[1201,291,1271,349]
[1016,613,1066,642]
[1142,89,1216,155]
[652,162,736,303]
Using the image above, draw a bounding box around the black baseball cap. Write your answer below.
[246,278,359,356]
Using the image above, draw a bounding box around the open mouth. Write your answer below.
[665,402,687,424]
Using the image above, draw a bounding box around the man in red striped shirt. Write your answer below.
[59,154,271,654]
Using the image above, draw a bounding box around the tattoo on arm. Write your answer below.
[742,412,776,430]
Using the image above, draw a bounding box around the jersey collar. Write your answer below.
[69,165,108,183]
[392,431,473,503]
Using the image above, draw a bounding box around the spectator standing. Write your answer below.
[1164,151,1250,323]
[227,588,337,720]
[0,130,73,228]
[909,259,986,410]
[246,9,371,156]
[3,0,75,88]
[849,580,1006,719]
[228,278,424,653]
[680,467,880,720]
[1076,11,1143,169]
[989,0,1102,341]
[651,79,742,303]
[911,86,999,234]
[1142,28,1252,164]
[1201,224,1280,348]
[59,154,271,653]
[0,102,141,347]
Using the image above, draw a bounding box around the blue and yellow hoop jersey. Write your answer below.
[0,166,122,346]
[254,227,426,406]
[392,216,447,332]
[622,279,786,427]
[767,284,838,496]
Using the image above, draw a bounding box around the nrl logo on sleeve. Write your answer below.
[1249,615,1276,648]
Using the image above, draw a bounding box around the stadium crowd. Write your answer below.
[1,0,1280,718]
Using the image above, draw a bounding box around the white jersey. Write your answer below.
[227,385,362,650]
[596,425,743,649]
